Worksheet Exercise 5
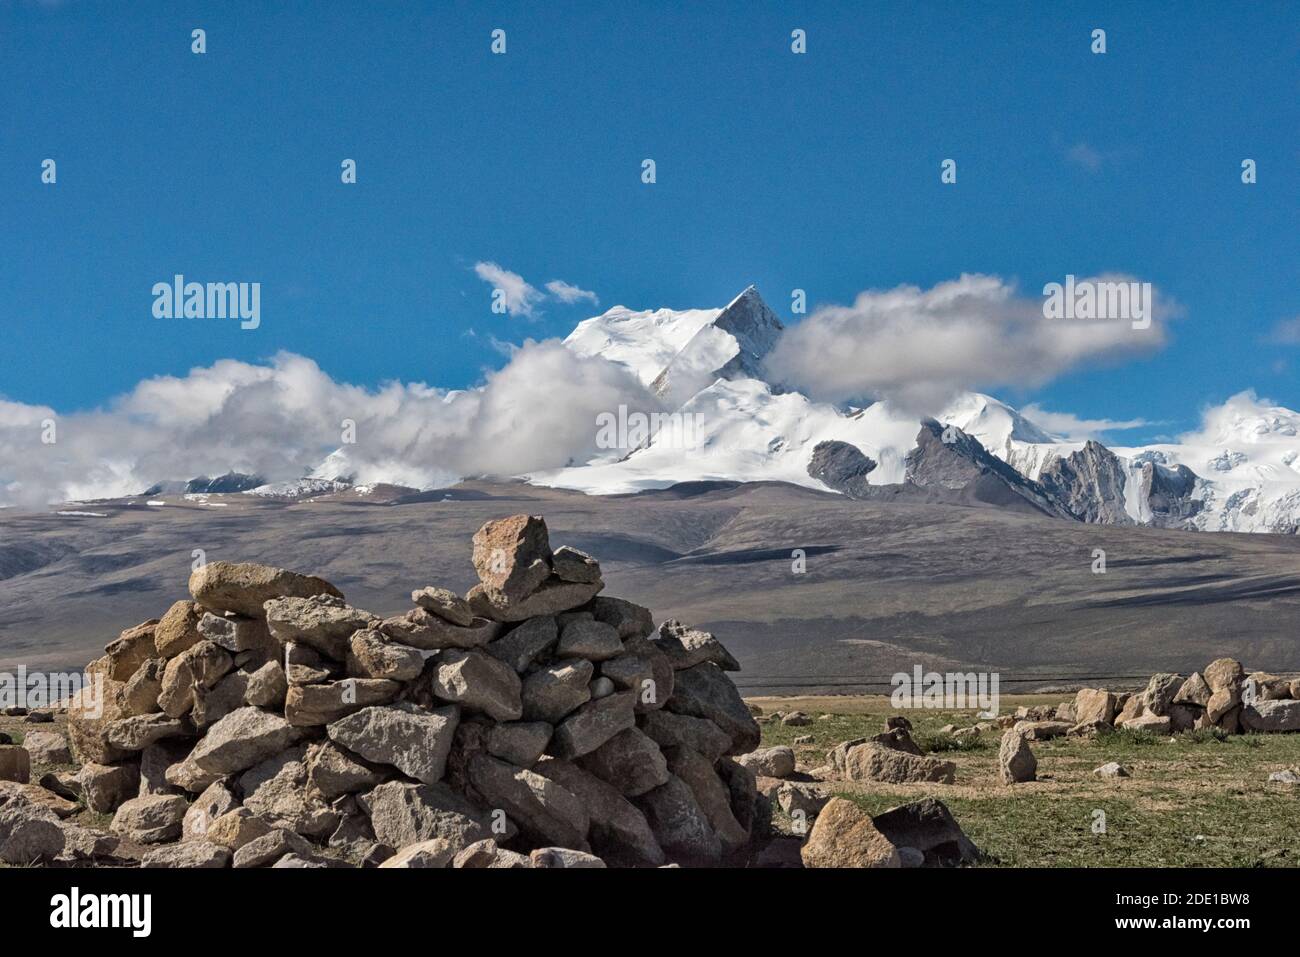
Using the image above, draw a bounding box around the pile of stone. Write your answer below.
[1060,659,1300,738]
[0,514,767,868]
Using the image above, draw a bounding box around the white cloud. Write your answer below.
[472,262,600,317]
[764,273,1171,412]
[473,261,544,317]
[1019,404,1152,441]
[1066,142,1104,172]
[1268,317,1300,345]
[0,344,660,508]
[545,280,599,305]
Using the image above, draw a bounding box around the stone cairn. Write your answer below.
[1,514,767,868]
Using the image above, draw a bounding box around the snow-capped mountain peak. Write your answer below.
[542,287,1300,535]
[563,303,720,388]
[649,285,785,407]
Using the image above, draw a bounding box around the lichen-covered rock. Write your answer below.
[521,659,594,723]
[663,662,760,755]
[997,730,1037,784]
[432,650,523,722]
[800,798,901,869]
[326,702,460,786]
[189,561,343,619]
[652,619,741,672]
[471,514,553,603]
[111,794,188,844]
[411,586,474,626]
[468,578,604,623]
[575,727,669,796]
[845,742,957,784]
[347,629,425,682]
[379,608,501,651]
[264,595,376,660]
[105,620,160,681]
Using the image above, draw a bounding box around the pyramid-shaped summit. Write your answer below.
[650,285,784,408]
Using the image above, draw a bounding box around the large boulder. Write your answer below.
[486,617,559,673]
[1207,687,1241,724]
[1174,671,1212,708]
[1073,688,1116,725]
[800,798,901,869]
[263,595,376,660]
[997,730,1036,784]
[635,774,721,865]
[844,742,956,784]
[168,707,303,791]
[521,659,594,723]
[432,650,523,721]
[1204,658,1245,693]
[550,691,637,759]
[326,702,460,786]
[284,678,402,727]
[663,662,760,755]
[347,629,424,682]
[537,759,664,866]
[379,609,501,651]
[468,578,605,623]
[189,561,343,618]
[104,620,160,681]
[466,754,590,849]
[360,779,498,852]
[575,727,670,796]
[639,710,732,761]
[870,797,982,866]
[1140,673,1185,716]
[1241,699,1300,732]
[111,794,188,844]
[154,600,205,659]
[471,514,553,603]
[652,619,741,671]
[736,746,796,779]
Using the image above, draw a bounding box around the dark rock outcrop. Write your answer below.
[1038,440,1133,525]
[807,440,877,498]
[904,420,1074,519]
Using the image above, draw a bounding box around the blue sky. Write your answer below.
[1,0,1296,441]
